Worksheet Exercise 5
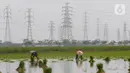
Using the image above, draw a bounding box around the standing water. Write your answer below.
[0,59,129,73]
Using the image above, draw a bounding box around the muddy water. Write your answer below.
[0,59,129,73]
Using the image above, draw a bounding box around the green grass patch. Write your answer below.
[0,50,130,59]
[0,46,130,54]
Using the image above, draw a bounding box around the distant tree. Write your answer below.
[38,40,44,45]
[128,41,130,44]
[48,40,53,44]
[72,40,77,44]
[118,41,123,45]
[122,40,129,45]
[77,40,82,44]
[43,39,49,44]
[91,39,100,45]
[108,40,116,45]
[23,39,34,46]
[101,41,107,45]
[3,41,12,45]
[62,39,70,44]
[0,40,2,44]
[82,40,90,44]
[54,40,61,45]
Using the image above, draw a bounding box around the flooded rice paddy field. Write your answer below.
[0,58,130,73]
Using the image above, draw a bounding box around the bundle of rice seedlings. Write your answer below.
[96,63,105,73]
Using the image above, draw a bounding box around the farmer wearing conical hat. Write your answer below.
[75,49,83,61]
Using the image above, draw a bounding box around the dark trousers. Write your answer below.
[75,54,83,60]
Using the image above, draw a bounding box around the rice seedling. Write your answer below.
[99,56,103,59]
[8,60,15,63]
[67,59,73,61]
[89,56,95,67]
[44,67,52,73]
[59,58,64,60]
[124,59,127,61]
[128,65,130,73]
[3,59,10,62]
[0,58,4,60]
[89,56,95,63]
[90,62,94,67]
[39,60,43,68]
[104,57,111,64]
[51,61,57,62]
[128,58,130,62]
[83,58,87,61]
[16,61,25,73]
[43,59,47,66]
[96,63,105,73]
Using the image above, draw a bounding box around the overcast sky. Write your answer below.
[0,0,130,43]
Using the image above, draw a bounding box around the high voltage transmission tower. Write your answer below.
[84,12,88,40]
[128,30,130,41]
[25,8,34,43]
[61,3,73,42]
[48,21,55,44]
[96,18,100,40]
[4,6,12,43]
[123,22,127,41]
[59,25,63,41]
[103,22,108,41]
[117,28,120,42]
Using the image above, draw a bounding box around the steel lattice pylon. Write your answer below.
[123,22,127,41]
[61,3,73,41]
[103,22,108,41]
[96,18,100,40]
[84,12,88,40]
[117,28,120,41]
[48,21,55,44]
[4,6,12,43]
[26,8,34,42]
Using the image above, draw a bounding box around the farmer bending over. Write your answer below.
[30,51,39,61]
[75,49,83,61]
